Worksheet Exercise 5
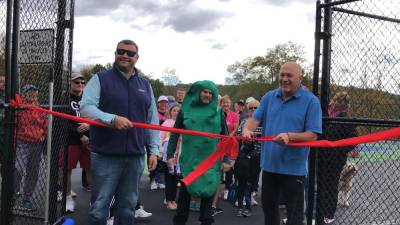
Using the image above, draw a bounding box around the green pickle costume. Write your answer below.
[167,80,227,198]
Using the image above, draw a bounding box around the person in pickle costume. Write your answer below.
[167,80,232,225]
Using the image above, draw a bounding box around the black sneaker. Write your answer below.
[241,208,252,217]
[211,207,223,216]
[236,208,243,217]
[20,200,34,211]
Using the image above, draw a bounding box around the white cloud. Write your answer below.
[72,0,315,84]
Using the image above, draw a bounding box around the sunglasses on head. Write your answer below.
[74,81,85,85]
[248,107,258,110]
[116,48,137,57]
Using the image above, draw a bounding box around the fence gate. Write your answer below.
[311,0,400,225]
[0,0,75,224]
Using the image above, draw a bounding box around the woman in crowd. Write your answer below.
[160,103,182,210]
[235,99,262,217]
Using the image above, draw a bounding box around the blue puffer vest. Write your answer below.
[90,67,152,156]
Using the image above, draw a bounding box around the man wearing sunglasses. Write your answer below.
[65,72,90,213]
[242,62,322,225]
[81,39,159,225]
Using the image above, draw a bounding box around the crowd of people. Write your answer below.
[0,39,361,225]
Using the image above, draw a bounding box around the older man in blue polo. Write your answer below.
[242,62,322,225]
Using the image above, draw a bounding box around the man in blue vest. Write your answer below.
[242,62,322,225]
[81,39,159,225]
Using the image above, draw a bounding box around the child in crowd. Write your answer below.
[14,84,48,210]
[160,103,182,210]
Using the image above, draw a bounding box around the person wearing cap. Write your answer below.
[64,72,91,213]
[81,39,159,225]
[234,99,247,123]
[157,95,169,125]
[15,84,48,210]
[242,62,322,225]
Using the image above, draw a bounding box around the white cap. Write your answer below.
[71,72,84,81]
[157,95,168,103]
[245,97,256,104]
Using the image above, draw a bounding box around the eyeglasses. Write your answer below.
[74,81,85,85]
[248,107,258,110]
[116,48,137,57]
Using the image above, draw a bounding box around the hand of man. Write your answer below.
[148,154,158,171]
[113,116,132,130]
[242,128,254,139]
[273,132,290,145]
[80,135,89,145]
[77,123,90,133]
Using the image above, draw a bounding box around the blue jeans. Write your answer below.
[88,152,144,225]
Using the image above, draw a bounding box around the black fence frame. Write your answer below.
[309,1,400,225]
[0,0,75,224]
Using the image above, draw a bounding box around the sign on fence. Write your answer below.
[19,29,54,64]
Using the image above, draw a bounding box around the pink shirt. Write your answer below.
[225,111,239,134]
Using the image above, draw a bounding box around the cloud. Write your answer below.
[162,7,231,32]
[211,43,227,50]
[75,0,231,33]
[260,0,312,6]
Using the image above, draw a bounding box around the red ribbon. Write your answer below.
[9,94,400,185]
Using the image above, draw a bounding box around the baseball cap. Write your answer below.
[71,72,84,81]
[236,99,245,105]
[245,97,256,104]
[21,84,38,93]
[157,95,168,103]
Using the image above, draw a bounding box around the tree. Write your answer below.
[80,63,108,81]
[225,41,307,85]
[161,67,181,86]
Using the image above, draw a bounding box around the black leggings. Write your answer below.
[262,171,305,225]
[316,149,347,223]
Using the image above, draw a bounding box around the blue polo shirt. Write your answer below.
[253,86,322,176]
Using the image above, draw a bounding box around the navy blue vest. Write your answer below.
[90,67,152,155]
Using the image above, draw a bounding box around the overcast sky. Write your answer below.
[72,0,316,84]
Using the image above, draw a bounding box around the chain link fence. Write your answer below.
[313,0,400,225]
[0,0,74,224]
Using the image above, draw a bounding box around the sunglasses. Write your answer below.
[116,48,137,57]
[248,107,258,110]
[74,81,85,85]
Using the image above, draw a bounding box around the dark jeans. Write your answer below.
[14,141,44,203]
[316,149,347,224]
[173,182,214,225]
[262,171,305,225]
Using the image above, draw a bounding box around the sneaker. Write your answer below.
[135,207,152,219]
[70,190,77,198]
[167,201,177,210]
[324,217,335,224]
[241,208,252,217]
[57,191,63,202]
[190,201,200,212]
[20,200,34,211]
[223,190,229,200]
[251,196,258,206]
[150,181,158,190]
[163,199,167,205]
[211,207,223,216]
[106,216,114,225]
[158,183,166,189]
[82,186,91,192]
[236,208,243,217]
[66,195,75,213]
